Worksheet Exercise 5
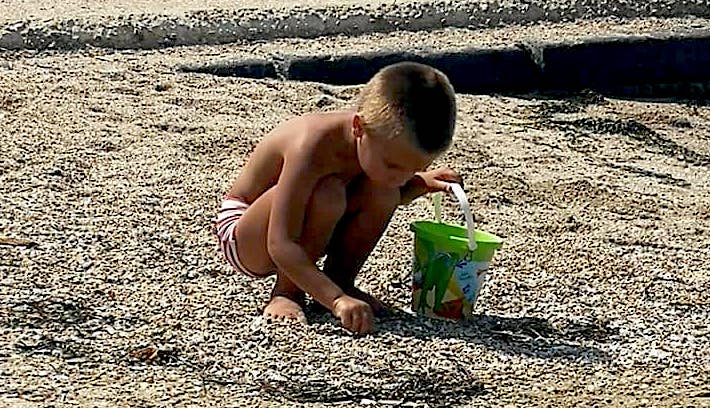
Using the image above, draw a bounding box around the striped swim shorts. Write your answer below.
[214,195,258,277]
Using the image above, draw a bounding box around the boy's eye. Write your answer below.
[386,161,402,170]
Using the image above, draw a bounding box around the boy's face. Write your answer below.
[354,117,436,188]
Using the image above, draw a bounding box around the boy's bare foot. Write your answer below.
[263,296,307,323]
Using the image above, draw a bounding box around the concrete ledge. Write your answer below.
[2,0,710,51]
[179,32,710,97]
[284,48,542,94]
[538,33,710,90]
[190,58,278,78]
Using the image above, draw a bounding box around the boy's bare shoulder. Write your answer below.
[274,111,352,163]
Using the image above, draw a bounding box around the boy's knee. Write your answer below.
[371,187,401,211]
[355,180,401,214]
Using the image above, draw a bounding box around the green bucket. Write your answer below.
[410,184,503,320]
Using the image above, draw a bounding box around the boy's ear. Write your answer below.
[352,114,364,138]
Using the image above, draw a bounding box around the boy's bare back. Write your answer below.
[228,111,359,205]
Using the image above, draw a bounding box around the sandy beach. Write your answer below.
[0,3,709,407]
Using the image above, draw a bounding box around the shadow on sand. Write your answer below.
[306,304,614,362]
[381,310,612,361]
[260,307,614,405]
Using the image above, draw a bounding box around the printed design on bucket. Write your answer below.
[453,260,489,303]
[412,237,458,316]
[410,183,503,320]
[411,236,489,320]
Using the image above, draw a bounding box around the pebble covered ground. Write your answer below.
[1,16,709,408]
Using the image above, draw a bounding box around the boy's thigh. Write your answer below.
[235,177,349,275]
[233,188,277,276]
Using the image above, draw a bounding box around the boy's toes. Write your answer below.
[263,296,307,324]
[292,311,307,323]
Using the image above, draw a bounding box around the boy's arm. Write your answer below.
[266,148,345,311]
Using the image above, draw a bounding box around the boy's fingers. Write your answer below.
[435,181,453,192]
[296,311,307,324]
[361,311,374,334]
[341,313,352,330]
[448,173,462,184]
[440,172,463,188]
[435,171,460,182]
[351,313,362,333]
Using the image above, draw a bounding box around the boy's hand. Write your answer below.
[332,294,374,334]
[400,167,462,204]
[347,287,389,317]
[418,167,462,193]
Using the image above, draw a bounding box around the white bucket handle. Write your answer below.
[433,183,477,251]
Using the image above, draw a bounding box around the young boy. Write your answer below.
[215,62,461,334]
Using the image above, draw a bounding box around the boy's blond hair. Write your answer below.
[356,62,456,154]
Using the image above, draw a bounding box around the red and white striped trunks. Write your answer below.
[214,195,258,277]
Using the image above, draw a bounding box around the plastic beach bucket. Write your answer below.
[410,183,503,320]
